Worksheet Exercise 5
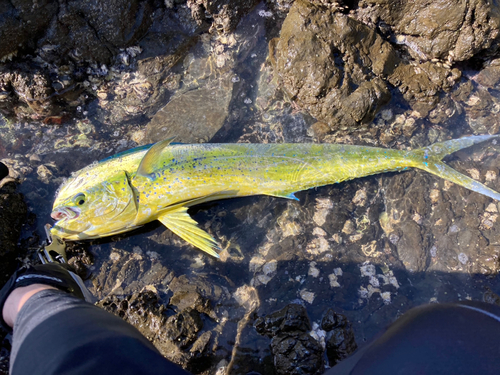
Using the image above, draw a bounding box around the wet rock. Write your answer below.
[0,0,57,61]
[255,304,312,337]
[190,330,212,355]
[387,62,462,116]
[395,220,427,273]
[97,290,208,367]
[102,36,198,125]
[321,309,357,367]
[463,88,500,135]
[187,0,261,34]
[360,0,500,62]
[475,59,500,89]
[0,0,159,65]
[0,63,58,118]
[39,0,157,64]
[168,275,219,319]
[271,332,324,375]
[0,2,206,121]
[165,308,204,348]
[66,242,93,280]
[255,304,324,374]
[265,0,295,18]
[272,0,396,134]
[0,181,27,287]
[91,249,171,299]
[144,76,233,143]
[142,6,268,144]
[0,335,9,375]
[378,140,500,277]
[483,288,500,306]
[271,0,468,132]
[382,171,433,273]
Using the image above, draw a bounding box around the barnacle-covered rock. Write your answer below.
[358,0,500,62]
[271,0,396,134]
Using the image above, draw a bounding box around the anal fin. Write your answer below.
[157,206,220,258]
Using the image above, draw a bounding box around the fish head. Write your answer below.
[50,167,138,240]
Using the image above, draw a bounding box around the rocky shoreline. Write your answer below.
[2,1,500,374]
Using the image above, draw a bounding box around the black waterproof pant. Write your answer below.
[10,289,500,374]
[11,290,190,374]
[326,300,500,375]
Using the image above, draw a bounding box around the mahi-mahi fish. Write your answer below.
[50,135,500,258]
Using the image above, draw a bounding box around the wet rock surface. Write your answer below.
[1,0,172,64]
[381,148,500,275]
[358,0,500,62]
[272,0,395,134]
[0,338,8,375]
[0,177,27,372]
[321,309,357,367]
[0,0,57,61]
[145,74,234,143]
[91,247,182,301]
[0,181,27,287]
[0,62,68,119]
[2,1,500,374]
[271,0,468,136]
[255,304,325,375]
[0,0,261,122]
[96,290,214,371]
[187,0,261,34]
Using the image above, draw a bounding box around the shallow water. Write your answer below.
[2,2,500,373]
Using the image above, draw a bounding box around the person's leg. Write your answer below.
[10,288,190,375]
[1,263,190,375]
[327,301,500,375]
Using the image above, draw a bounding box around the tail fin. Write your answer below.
[410,135,500,201]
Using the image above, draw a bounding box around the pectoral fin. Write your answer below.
[157,206,221,258]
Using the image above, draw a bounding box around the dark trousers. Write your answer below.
[326,300,500,375]
[10,290,500,374]
[11,289,189,375]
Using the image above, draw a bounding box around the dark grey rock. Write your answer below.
[0,182,27,287]
[271,332,324,375]
[321,309,357,367]
[255,304,324,374]
[255,303,311,338]
[0,0,57,60]
[97,290,211,369]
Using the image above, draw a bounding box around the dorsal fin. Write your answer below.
[136,136,176,179]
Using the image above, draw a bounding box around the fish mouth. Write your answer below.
[51,207,81,221]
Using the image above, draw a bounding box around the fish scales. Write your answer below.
[137,143,409,202]
[50,136,500,257]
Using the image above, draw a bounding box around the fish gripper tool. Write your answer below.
[38,223,68,264]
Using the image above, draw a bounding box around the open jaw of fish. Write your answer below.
[51,206,80,221]
[50,135,500,258]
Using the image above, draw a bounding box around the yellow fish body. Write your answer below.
[51,135,500,257]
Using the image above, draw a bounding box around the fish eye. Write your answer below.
[73,193,86,206]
